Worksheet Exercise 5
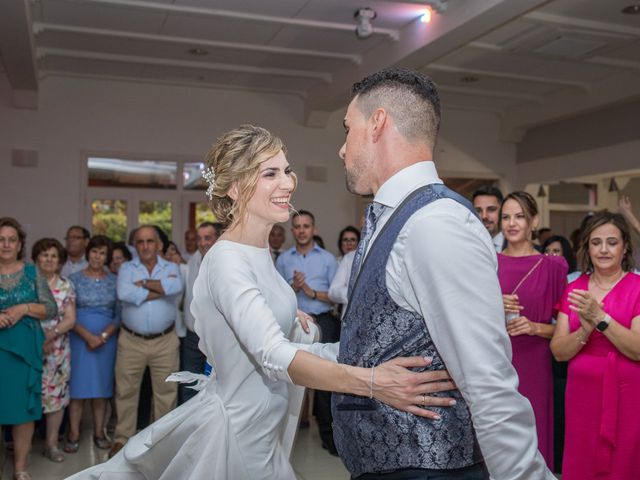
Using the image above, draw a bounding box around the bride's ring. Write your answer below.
[421,393,427,407]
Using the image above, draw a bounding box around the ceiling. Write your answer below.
[1,0,640,134]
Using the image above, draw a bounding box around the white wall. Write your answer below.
[0,74,518,255]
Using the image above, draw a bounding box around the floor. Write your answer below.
[0,422,349,480]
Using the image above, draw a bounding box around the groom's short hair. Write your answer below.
[351,68,440,150]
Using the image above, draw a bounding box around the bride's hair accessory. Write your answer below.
[202,167,216,200]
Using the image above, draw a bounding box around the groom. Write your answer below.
[332,68,554,479]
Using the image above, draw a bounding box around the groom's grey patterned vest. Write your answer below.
[332,184,484,477]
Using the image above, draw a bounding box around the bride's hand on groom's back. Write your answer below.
[373,356,457,420]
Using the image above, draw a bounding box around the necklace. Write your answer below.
[591,270,624,291]
[85,269,106,282]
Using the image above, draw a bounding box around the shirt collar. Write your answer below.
[374,161,442,209]
[288,243,322,255]
[131,255,167,269]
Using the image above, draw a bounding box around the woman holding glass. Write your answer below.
[498,192,567,468]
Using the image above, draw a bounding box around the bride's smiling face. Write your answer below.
[244,150,295,226]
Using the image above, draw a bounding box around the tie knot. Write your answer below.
[367,202,384,224]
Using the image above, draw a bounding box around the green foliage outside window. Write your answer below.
[139,201,173,238]
[195,202,217,226]
[92,200,127,242]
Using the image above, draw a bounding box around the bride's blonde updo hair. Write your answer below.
[204,125,295,229]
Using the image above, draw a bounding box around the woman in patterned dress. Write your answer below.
[32,238,76,463]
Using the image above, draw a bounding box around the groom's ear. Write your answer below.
[370,108,388,143]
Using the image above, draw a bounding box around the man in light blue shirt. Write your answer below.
[275,209,338,453]
[110,225,183,457]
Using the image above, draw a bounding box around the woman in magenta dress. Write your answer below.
[498,191,567,468]
[551,212,640,479]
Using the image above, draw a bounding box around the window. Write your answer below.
[88,157,177,189]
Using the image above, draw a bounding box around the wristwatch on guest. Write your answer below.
[596,314,611,332]
[101,331,109,342]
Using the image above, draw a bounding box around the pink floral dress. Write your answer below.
[41,276,75,414]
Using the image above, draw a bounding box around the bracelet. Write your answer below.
[311,290,317,300]
[101,331,109,343]
[26,303,31,315]
[576,328,588,345]
[369,366,375,399]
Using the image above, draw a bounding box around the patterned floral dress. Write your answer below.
[41,276,75,414]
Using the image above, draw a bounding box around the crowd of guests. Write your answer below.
[0,187,639,479]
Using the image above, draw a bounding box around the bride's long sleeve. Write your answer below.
[194,248,299,383]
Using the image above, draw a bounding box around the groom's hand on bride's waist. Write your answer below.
[373,356,457,420]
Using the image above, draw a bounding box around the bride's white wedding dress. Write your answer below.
[67,240,323,480]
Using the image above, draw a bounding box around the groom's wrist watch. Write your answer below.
[596,314,611,333]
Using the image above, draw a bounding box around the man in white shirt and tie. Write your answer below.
[332,68,553,480]
[179,221,221,404]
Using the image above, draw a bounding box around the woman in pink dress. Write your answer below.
[498,191,567,469]
[551,212,640,479]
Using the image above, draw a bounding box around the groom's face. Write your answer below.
[339,97,375,196]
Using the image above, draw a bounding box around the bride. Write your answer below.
[68,125,453,480]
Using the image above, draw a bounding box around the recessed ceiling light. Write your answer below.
[460,76,479,83]
[622,4,640,14]
[188,48,208,56]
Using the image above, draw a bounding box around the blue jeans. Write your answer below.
[353,463,489,480]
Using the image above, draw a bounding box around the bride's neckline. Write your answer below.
[216,239,269,251]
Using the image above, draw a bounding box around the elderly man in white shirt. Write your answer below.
[178,221,221,404]
[110,225,183,457]
[330,68,553,480]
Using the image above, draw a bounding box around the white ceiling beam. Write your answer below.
[523,11,640,37]
[45,0,400,40]
[468,41,504,51]
[428,63,589,89]
[501,71,640,137]
[439,84,544,103]
[0,0,39,108]
[33,22,361,64]
[36,47,333,83]
[39,70,308,99]
[587,56,640,71]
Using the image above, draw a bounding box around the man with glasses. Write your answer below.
[61,226,90,278]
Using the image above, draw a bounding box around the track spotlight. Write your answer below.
[354,7,377,39]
